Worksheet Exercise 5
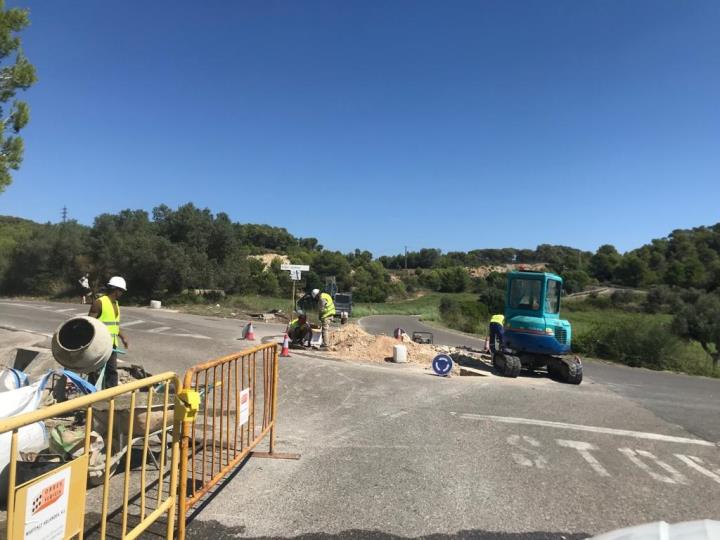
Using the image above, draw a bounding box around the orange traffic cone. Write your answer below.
[280,333,291,357]
[243,322,256,340]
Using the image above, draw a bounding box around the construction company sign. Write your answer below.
[13,455,87,540]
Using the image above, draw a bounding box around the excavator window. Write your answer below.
[545,280,561,313]
[509,279,541,311]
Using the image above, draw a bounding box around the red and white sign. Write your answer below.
[239,388,250,426]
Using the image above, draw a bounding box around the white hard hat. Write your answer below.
[107,276,127,291]
[311,288,320,298]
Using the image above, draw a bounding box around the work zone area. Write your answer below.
[0,314,297,540]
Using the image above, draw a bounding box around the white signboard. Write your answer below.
[24,466,70,540]
[280,264,310,272]
[290,269,302,281]
[239,388,250,426]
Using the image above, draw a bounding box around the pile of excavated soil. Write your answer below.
[328,323,445,365]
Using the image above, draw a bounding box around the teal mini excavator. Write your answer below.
[493,270,583,384]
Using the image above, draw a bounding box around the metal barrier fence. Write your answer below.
[177,342,298,538]
[0,372,183,540]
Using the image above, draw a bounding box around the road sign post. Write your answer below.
[281,264,310,321]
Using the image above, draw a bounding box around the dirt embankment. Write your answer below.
[468,263,547,279]
[248,254,290,268]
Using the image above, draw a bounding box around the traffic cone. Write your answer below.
[280,333,291,357]
[243,322,256,340]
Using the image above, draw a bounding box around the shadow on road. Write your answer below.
[186,521,589,539]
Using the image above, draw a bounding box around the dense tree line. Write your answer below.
[0,205,401,303]
[381,223,720,294]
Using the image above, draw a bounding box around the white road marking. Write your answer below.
[0,324,51,337]
[147,326,172,333]
[166,333,211,340]
[675,455,720,485]
[55,308,76,313]
[556,439,610,477]
[76,312,88,316]
[458,413,716,447]
[507,434,547,468]
[619,448,689,484]
[121,319,145,328]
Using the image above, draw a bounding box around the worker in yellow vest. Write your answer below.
[287,313,312,347]
[489,313,505,354]
[312,288,335,349]
[88,276,129,388]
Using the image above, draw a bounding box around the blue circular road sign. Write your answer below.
[432,354,453,376]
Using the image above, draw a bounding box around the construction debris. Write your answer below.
[327,323,454,366]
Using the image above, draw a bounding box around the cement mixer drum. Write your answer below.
[51,316,113,373]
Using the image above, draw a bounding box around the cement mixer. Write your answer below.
[51,316,113,374]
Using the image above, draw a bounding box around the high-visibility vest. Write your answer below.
[490,314,505,325]
[319,292,336,320]
[289,318,307,330]
[99,295,120,347]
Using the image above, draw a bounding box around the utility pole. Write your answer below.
[61,206,68,223]
[404,245,408,273]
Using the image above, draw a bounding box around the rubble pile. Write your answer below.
[328,323,451,365]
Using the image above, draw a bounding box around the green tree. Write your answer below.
[614,254,650,287]
[0,1,37,192]
[437,266,470,293]
[589,245,622,282]
[672,294,720,371]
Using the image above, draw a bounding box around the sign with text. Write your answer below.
[290,269,302,281]
[280,264,310,272]
[14,454,88,540]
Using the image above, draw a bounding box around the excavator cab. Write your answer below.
[504,271,572,355]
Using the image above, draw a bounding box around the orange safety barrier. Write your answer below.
[177,342,299,538]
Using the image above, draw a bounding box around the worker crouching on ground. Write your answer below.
[87,276,129,388]
[312,288,335,350]
[287,313,312,347]
[489,313,505,353]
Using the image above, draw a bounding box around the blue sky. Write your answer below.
[1,0,718,256]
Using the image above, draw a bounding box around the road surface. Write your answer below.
[359,314,720,443]
[1,300,719,539]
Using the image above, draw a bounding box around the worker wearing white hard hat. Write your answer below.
[87,276,129,388]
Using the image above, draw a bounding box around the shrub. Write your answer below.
[439,298,488,334]
[573,319,715,376]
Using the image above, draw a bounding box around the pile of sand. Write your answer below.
[328,323,444,365]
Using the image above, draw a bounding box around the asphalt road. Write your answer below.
[359,315,720,443]
[1,300,719,539]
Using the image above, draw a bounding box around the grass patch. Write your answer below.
[353,293,477,322]
[564,303,716,377]
[563,305,672,336]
